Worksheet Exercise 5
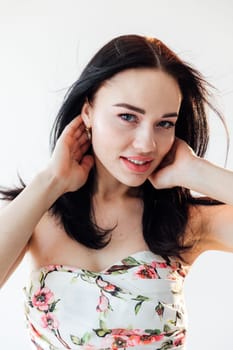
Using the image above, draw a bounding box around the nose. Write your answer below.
[132,126,156,154]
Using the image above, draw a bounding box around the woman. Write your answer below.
[0,34,232,350]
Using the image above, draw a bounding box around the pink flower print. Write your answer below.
[96,276,108,288]
[96,294,110,312]
[112,336,127,349]
[111,329,144,346]
[45,265,61,272]
[127,335,141,346]
[135,265,158,279]
[151,261,167,269]
[41,313,59,330]
[170,261,186,277]
[140,334,164,344]
[153,334,164,341]
[155,301,165,320]
[104,283,116,292]
[174,331,186,346]
[32,287,54,311]
[96,276,117,293]
[111,328,142,336]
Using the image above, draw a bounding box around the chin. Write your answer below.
[118,175,148,188]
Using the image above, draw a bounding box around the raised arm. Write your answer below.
[0,116,93,287]
[149,138,233,253]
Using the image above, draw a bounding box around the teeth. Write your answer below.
[127,158,148,165]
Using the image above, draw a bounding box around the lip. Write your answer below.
[120,156,153,173]
[124,156,154,162]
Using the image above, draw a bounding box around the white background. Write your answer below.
[0,0,233,349]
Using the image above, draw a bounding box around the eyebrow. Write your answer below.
[113,103,178,118]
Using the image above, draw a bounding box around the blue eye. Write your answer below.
[118,113,137,122]
[158,120,175,129]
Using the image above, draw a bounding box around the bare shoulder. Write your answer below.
[33,210,63,237]
[28,210,73,267]
[28,210,93,270]
[186,200,233,258]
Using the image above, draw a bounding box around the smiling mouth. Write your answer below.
[120,157,153,173]
[126,158,150,165]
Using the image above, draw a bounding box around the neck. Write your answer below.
[92,169,140,202]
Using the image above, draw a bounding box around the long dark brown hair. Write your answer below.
[0,34,227,259]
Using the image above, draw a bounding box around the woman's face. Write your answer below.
[82,68,182,188]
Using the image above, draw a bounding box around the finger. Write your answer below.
[80,139,91,153]
[59,120,86,147]
[80,154,94,172]
[73,139,91,161]
[64,116,85,136]
[73,132,91,153]
[74,127,88,141]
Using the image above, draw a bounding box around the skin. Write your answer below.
[29,68,188,270]
[29,67,233,271]
[1,67,233,284]
[81,68,182,196]
[31,68,185,270]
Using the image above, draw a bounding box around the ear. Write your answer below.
[81,99,93,128]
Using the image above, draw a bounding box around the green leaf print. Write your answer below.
[49,299,61,312]
[39,271,46,288]
[83,270,99,278]
[24,303,30,315]
[163,324,172,333]
[94,328,112,337]
[107,268,129,275]
[133,295,150,315]
[159,340,173,350]
[99,319,108,330]
[133,295,150,302]
[144,328,161,335]
[70,335,82,345]
[80,272,97,283]
[121,256,139,266]
[81,332,91,344]
[135,302,142,315]
[23,282,33,299]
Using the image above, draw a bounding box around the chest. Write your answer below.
[29,205,149,272]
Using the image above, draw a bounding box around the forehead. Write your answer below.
[94,68,182,112]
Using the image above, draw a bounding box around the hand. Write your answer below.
[46,116,94,193]
[148,138,198,189]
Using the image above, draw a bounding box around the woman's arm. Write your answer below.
[183,158,233,206]
[0,116,93,287]
[0,170,65,287]
[149,138,233,252]
[184,158,233,253]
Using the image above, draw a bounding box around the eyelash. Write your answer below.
[118,113,176,129]
[158,120,176,129]
[118,113,137,122]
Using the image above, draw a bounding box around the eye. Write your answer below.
[158,120,176,129]
[118,113,137,123]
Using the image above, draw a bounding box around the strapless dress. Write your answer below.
[23,250,190,349]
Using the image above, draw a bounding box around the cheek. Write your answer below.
[91,117,119,155]
[91,114,127,146]
[157,133,175,155]
[92,113,114,134]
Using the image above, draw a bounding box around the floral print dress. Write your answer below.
[23,250,190,350]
